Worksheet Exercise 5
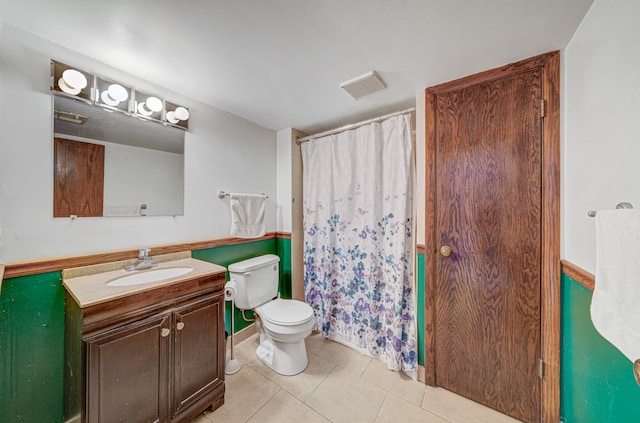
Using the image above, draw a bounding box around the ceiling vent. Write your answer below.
[340,71,386,100]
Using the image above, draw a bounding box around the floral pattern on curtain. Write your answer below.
[301,114,417,373]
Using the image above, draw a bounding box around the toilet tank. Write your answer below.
[228,254,280,310]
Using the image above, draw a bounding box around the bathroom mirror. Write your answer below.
[53,96,185,217]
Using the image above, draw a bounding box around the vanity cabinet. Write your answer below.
[64,261,226,423]
[172,295,224,417]
[85,312,172,423]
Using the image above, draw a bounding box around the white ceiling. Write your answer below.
[1,0,593,134]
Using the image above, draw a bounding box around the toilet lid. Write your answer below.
[256,298,314,326]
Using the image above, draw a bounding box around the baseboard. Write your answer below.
[418,364,425,383]
[65,414,81,423]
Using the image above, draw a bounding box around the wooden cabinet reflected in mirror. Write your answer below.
[54,138,105,217]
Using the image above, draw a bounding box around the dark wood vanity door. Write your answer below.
[172,294,225,418]
[85,312,171,423]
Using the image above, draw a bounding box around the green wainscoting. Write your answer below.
[277,237,292,299]
[560,273,640,422]
[13,244,636,423]
[0,271,65,422]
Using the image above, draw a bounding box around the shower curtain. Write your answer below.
[301,114,417,374]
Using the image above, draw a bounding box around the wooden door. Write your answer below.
[172,294,225,418]
[426,59,552,422]
[54,137,104,217]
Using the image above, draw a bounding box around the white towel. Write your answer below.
[229,193,266,238]
[591,209,640,362]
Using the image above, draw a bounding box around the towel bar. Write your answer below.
[587,202,633,217]
[217,190,268,199]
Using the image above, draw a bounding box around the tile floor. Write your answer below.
[193,332,522,423]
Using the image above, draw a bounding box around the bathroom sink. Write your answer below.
[107,267,194,287]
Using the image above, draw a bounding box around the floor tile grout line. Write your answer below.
[362,354,374,374]
[411,390,456,423]
[300,365,344,421]
[372,391,390,423]
[314,346,373,377]
[244,385,283,423]
[419,390,453,422]
[294,388,335,423]
[298,361,336,406]
[359,360,427,406]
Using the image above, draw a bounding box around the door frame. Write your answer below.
[423,51,560,422]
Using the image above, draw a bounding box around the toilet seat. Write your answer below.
[256,298,314,326]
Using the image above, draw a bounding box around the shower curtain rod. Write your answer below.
[296,107,415,145]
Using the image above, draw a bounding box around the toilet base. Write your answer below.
[256,338,309,376]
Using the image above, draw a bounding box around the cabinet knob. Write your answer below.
[176,322,185,331]
[161,328,171,337]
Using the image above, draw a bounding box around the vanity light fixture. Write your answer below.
[101,84,128,106]
[51,61,92,101]
[59,69,88,95]
[51,59,189,130]
[135,92,164,121]
[165,101,190,129]
[94,76,131,112]
[146,96,163,112]
[137,102,154,116]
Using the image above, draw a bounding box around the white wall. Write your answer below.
[102,142,184,216]
[415,90,426,246]
[563,0,640,273]
[276,128,293,233]
[0,23,277,263]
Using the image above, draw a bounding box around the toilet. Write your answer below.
[228,254,315,376]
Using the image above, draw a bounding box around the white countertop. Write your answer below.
[63,257,226,308]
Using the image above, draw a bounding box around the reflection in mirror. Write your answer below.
[53,96,185,217]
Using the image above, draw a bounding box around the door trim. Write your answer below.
[423,51,560,422]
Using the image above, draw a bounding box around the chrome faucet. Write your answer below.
[125,248,157,271]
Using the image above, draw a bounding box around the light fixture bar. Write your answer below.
[50,60,190,130]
